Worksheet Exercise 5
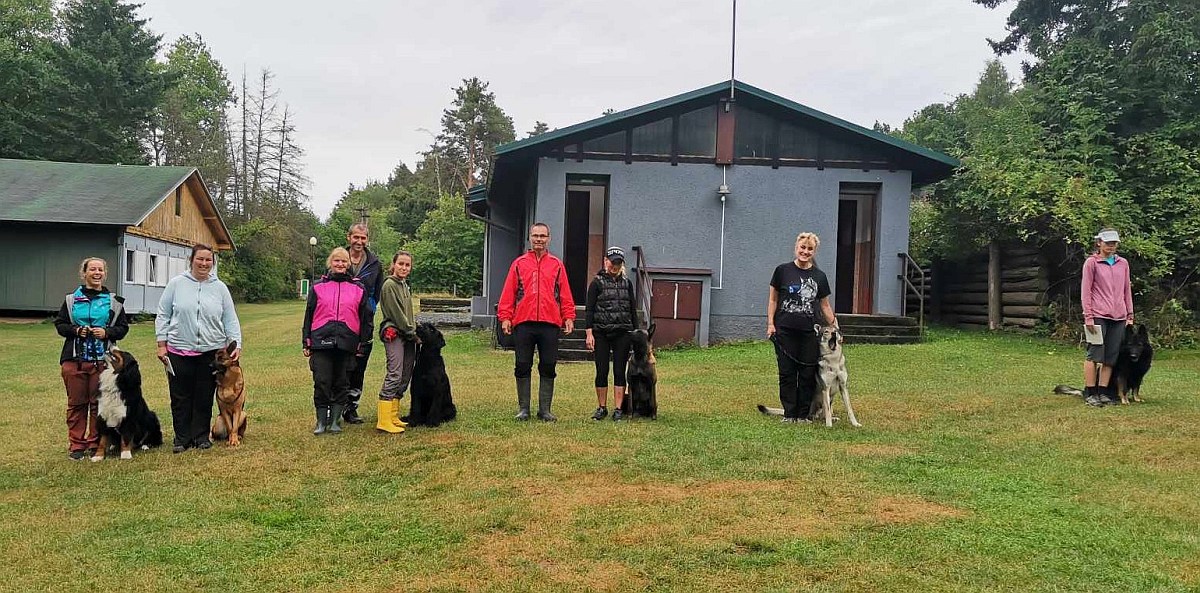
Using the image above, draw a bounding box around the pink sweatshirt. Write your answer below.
[1081,254,1133,324]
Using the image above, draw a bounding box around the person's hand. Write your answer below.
[229,348,241,362]
[585,333,595,351]
[564,319,575,334]
[356,344,365,357]
[767,323,776,338]
[156,342,168,364]
[302,347,311,358]
[502,319,512,335]
[1126,318,1135,326]
[1085,323,1098,335]
[77,325,89,338]
[89,327,106,339]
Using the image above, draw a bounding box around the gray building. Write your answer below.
[468,80,956,344]
[0,159,233,313]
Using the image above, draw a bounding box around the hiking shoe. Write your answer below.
[172,444,188,454]
[1084,395,1105,407]
[612,409,624,421]
[195,440,213,450]
[781,417,800,424]
[68,450,86,461]
[592,406,608,421]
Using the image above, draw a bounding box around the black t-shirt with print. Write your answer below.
[770,262,831,332]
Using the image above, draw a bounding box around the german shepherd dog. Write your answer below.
[210,342,247,446]
[626,324,658,419]
[93,348,164,461]
[1052,323,1153,405]
[404,323,457,427]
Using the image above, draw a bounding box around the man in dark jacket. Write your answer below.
[497,222,576,422]
[342,223,384,423]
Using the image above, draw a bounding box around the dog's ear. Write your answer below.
[1136,324,1148,337]
[226,341,238,355]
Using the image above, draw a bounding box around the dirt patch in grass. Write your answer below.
[870,495,966,525]
[844,443,915,458]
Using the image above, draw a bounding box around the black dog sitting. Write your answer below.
[94,348,164,461]
[404,323,457,427]
[1114,323,1153,404]
[625,324,658,419]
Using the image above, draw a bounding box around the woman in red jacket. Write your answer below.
[497,222,576,422]
[302,248,373,434]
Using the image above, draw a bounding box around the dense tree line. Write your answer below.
[899,0,1199,343]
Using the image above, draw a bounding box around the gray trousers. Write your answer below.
[379,337,416,401]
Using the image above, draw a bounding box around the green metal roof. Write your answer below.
[0,158,198,225]
[495,80,959,169]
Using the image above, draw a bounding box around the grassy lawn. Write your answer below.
[1,300,1198,592]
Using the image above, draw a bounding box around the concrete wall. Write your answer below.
[529,159,913,342]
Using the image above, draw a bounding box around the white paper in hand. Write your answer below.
[1084,325,1104,345]
[163,356,176,376]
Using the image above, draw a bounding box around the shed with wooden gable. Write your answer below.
[0,158,233,313]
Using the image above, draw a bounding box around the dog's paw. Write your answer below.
[140,445,149,450]
[89,455,104,463]
[120,451,133,460]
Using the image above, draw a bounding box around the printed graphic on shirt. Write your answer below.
[780,277,819,315]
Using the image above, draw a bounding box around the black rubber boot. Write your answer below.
[343,390,365,424]
[515,377,531,421]
[536,378,557,422]
[313,407,329,435]
[328,404,345,433]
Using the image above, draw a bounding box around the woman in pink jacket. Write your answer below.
[1081,228,1134,407]
[303,248,373,434]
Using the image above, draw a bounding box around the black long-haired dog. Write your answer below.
[404,323,457,427]
[93,348,164,461]
[1115,323,1153,404]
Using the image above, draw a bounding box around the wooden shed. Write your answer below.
[0,158,233,313]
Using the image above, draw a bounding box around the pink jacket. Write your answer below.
[303,273,372,352]
[1081,254,1133,324]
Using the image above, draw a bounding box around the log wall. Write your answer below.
[934,242,1049,331]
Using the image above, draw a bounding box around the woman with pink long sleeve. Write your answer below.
[1080,228,1134,407]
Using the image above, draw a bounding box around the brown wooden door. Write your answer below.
[650,279,702,346]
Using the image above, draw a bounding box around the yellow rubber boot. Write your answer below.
[390,398,408,428]
[376,400,403,433]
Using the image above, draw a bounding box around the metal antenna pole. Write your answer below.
[730,0,737,98]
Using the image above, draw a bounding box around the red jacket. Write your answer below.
[497,250,576,327]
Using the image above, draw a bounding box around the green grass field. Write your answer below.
[1,301,1198,592]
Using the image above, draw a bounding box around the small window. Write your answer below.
[632,118,672,155]
[734,108,775,158]
[581,131,625,154]
[125,250,136,283]
[148,254,162,286]
[174,187,182,216]
[678,106,717,157]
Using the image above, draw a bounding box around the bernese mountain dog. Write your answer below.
[92,348,163,461]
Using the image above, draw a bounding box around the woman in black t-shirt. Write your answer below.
[767,232,838,422]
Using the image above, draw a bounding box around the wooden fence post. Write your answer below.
[988,242,1001,330]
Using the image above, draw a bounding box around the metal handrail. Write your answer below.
[631,245,653,330]
[897,252,926,335]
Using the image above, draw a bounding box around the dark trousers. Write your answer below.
[513,322,560,379]
[346,341,372,392]
[311,349,352,408]
[593,330,632,388]
[774,329,819,419]
[167,351,217,447]
[61,360,102,452]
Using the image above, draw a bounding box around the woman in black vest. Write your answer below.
[585,246,638,421]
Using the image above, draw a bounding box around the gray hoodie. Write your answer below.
[155,272,243,352]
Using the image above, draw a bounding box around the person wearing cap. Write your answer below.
[497,222,576,421]
[584,246,638,421]
[1081,228,1134,407]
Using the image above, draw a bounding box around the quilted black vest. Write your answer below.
[592,273,634,332]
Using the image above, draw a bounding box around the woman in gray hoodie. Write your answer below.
[155,244,243,453]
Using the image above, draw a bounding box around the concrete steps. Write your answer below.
[837,314,922,344]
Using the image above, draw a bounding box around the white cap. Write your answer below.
[1096,230,1121,242]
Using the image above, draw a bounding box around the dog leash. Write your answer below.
[769,333,818,367]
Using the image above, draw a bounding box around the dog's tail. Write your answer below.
[757,404,785,417]
[1053,384,1084,397]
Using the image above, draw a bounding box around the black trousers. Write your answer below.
[593,330,632,388]
[167,351,217,447]
[773,329,819,419]
[310,349,352,408]
[513,322,560,379]
[346,341,372,393]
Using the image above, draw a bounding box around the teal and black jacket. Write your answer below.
[54,286,129,364]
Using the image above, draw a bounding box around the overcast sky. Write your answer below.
[134,0,1026,219]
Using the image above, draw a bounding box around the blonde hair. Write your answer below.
[78,257,107,281]
[326,247,350,269]
[795,232,821,249]
[608,260,626,278]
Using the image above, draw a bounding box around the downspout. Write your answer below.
[714,165,728,290]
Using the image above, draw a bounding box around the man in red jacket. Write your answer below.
[497,222,576,421]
